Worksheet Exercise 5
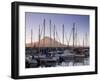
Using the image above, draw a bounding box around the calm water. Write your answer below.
[26,48,89,68]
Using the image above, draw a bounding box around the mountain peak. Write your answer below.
[26,36,67,47]
[42,36,52,40]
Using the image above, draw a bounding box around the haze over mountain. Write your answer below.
[26,36,67,47]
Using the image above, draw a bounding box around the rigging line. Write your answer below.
[40,19,45,39]
[56,30,61,45]
[77,35,80,47]
[68,29,73,46]
[64,32,69,46]
[55,26,61,44]
[75,30,80,47]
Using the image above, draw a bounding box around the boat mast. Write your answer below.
[43,19,45,47]
[83,37,84,48]
[31,29,33,47]
[75,27,77,47]
[54,24,55,46]
[85,32,87,47]
[62,24,64,47]
[50,20,51,47]
[72,23,75,48]
[38,25,40,53]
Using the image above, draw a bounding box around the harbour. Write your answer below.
[25,19,89,68]
[26,47,89,68]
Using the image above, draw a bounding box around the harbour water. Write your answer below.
[25,47,89,68]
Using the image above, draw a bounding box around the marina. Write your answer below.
[25,19,89,68]
[26,47,89,68]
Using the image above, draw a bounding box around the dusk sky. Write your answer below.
[25,12,89,46]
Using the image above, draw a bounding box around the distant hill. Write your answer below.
[26,36,67,47]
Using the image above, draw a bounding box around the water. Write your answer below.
[26,48,90,68]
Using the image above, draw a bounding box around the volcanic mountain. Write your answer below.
[26,36,67,47]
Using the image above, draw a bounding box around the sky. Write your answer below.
[25,12,89,46]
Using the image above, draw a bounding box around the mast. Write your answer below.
[38,25,40,53]
[85,32,87,47]
[72,23,75,48]
[31,29,33,47]
[43,19,45,47]
[54,24,55,46]
[62,24,64,47]
[75,27,77,47]
[82,37,84,55]
[83,37,84,48]
[50,20,51,47]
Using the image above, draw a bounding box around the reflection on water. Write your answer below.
[60,58,89,66]
[25,47,89,68]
